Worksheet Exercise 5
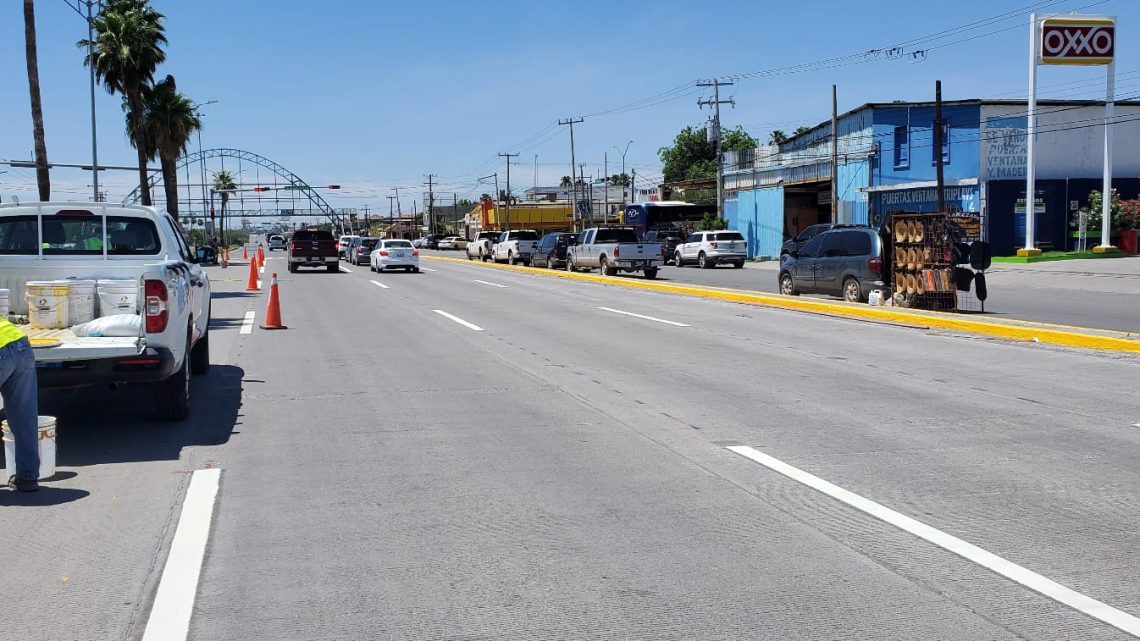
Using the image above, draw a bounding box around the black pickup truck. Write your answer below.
[288,229,339,272]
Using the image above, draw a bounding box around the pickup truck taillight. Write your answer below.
[412,249,419,256]
[290,241,297,251]
[613,246,620,258]
[144,279,168,334]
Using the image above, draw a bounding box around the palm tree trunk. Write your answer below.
[220,195,228,246]
[23,0,50,201]
[161,155,179,220]
[127,91,152,206]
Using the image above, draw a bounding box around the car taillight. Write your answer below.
[379,250,389,256]
[412,249,419,256]
[868,256,882,276]
[613,246,620,258]
[290,241,296,250]
[144,279,168,334]
[710,241,719,249]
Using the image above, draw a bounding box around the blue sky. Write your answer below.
[2,0,1138,216]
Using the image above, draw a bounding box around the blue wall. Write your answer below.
[726,186,784,259]
[872,104,981,187]
[837,159,870,224]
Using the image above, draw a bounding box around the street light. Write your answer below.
[614,140,633,205]
[192,100,218,233]
[65,0,101,201]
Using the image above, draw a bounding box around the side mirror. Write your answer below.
[789,250,800,258]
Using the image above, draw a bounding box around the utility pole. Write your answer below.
[424,174,435,237]
[831,84,839,223]
[533,154,538,192]
[614,140,633,207]
[499,152,519,231]
[579,163,589,225]
[698,79,734,222]
[630,168,636,204]
[604,151,609,222]
[934,80,945,213]
[386,195,396,235]
[558,117,584,229]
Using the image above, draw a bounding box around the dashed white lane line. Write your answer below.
[369,280,390,289]
[421,267,438,272]
[473,279,508,288]
[339,265,353,273]
[433,309,484,331]
[726,445,1140,638]
[239,311,255,335]
[140,468,222,641]
[597,306,690,327]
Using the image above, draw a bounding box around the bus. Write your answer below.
[623,201,716,236]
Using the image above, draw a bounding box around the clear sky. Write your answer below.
[2,0,1137,216]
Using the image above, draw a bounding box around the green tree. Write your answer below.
[559,176,572,188]
[768,130,787,145]
[129,75,200,220]
[658,124,757,183]
[697,213,728,231]
[212,170,237,244]
[609,173,631,187]
[1076,189,1123,232]
[80,0,167,206]
[24,0,50,200]
[794,125,812,136]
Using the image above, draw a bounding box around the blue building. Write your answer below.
[724,99,1140,257]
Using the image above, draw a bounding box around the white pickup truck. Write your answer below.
[491,229,540,266]
[466,230,500,261]
[0,202,211,420]
[566,226,662,279]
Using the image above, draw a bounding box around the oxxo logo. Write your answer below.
[1040,19,1115,65]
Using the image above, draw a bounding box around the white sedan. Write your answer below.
[370,239,420,273]
[438,236,462,250]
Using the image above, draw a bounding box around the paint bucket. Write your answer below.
[0,288,9,319]
[65,279,97,326]
[25,282,71,329]
[97,280,138,317]
[2,416,57,481]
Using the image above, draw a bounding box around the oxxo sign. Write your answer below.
[1040,17,1115,65]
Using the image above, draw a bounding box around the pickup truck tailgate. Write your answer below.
[27,328,143,363]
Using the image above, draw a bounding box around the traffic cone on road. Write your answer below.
[260,273,287,330]
[257,246,266,269]
[242,244,248,261]
[245,256,260,291]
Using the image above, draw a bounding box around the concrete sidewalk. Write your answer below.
[986,256,1140,295]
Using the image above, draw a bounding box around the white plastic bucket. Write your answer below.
[65,279,97,326]
[0,288,9,319]
[26,282,70,329]
[97,280,138,317]
[2,416,57,481]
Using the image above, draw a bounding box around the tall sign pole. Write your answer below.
[1027,14,1117,255]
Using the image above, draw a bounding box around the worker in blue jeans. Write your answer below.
[0,319,40,492]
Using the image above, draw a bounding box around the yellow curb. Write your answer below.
[424,256,1140,354]
[1092,245,1120,254]
[1016,248,1043,257]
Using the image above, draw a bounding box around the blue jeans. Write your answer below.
[1,338,40,481]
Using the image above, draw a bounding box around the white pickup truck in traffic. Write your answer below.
[567,226,662,279]
[466,230,500,261]
[0,202,211,420]
[491,229,540,265]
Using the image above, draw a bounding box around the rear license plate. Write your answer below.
[36,362,62,369]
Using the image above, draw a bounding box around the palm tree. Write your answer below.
[130,75,200,220]
[24,0,50,200]
[560,176,572,188]
[768,130,787,145]
[212,170,236,245]
[80,0,166,206]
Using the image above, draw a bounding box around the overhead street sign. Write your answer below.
[1040,17,1115,65]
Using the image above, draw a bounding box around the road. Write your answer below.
[429,249,1140,334]
[4,252,1140,640]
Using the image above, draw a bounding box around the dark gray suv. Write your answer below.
[778,227,885,303]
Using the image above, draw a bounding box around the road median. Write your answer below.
[425,255,1140,355]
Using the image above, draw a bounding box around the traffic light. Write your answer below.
[327,185,340,190]
[252,187,270,193]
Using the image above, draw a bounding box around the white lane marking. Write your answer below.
[473,279,508,288]
[141,468,222,641]
[726,445,1140,638]
[421,267,438,272]
[597,306,690,327]
[339,265,353,273]
[369,280,390,289]
[239,311,255,335]
[433,309,484,331]
[258,266,265,275]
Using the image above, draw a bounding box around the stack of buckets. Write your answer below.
[22,279,135,329]
[2,416,57,480]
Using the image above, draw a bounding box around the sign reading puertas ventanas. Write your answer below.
[1040,17,1115,65]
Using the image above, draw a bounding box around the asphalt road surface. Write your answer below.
[427,249,1140,334]
[4,252,1140,641]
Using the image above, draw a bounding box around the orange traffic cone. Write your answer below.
[242,244,248,260]
[260,273,286,330]
[257,246,266,269]
[245,256,260,291]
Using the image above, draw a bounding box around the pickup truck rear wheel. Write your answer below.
[600,256,616,276]
[288,263,297,273]
[327,263,338,273]
[644,267,659,280]
[190,328,210,375]
[154,338,191,421]
[566,257,575,272]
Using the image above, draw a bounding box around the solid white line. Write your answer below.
[369,279,390,289]
[433,309,484,331]
[140,468,222,641]
[473,279,508,288]
[725,445,1140,638]
[239,311,255,335]
[421,267,438,272]
[597,306,690,327]
[339,265,353,273]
